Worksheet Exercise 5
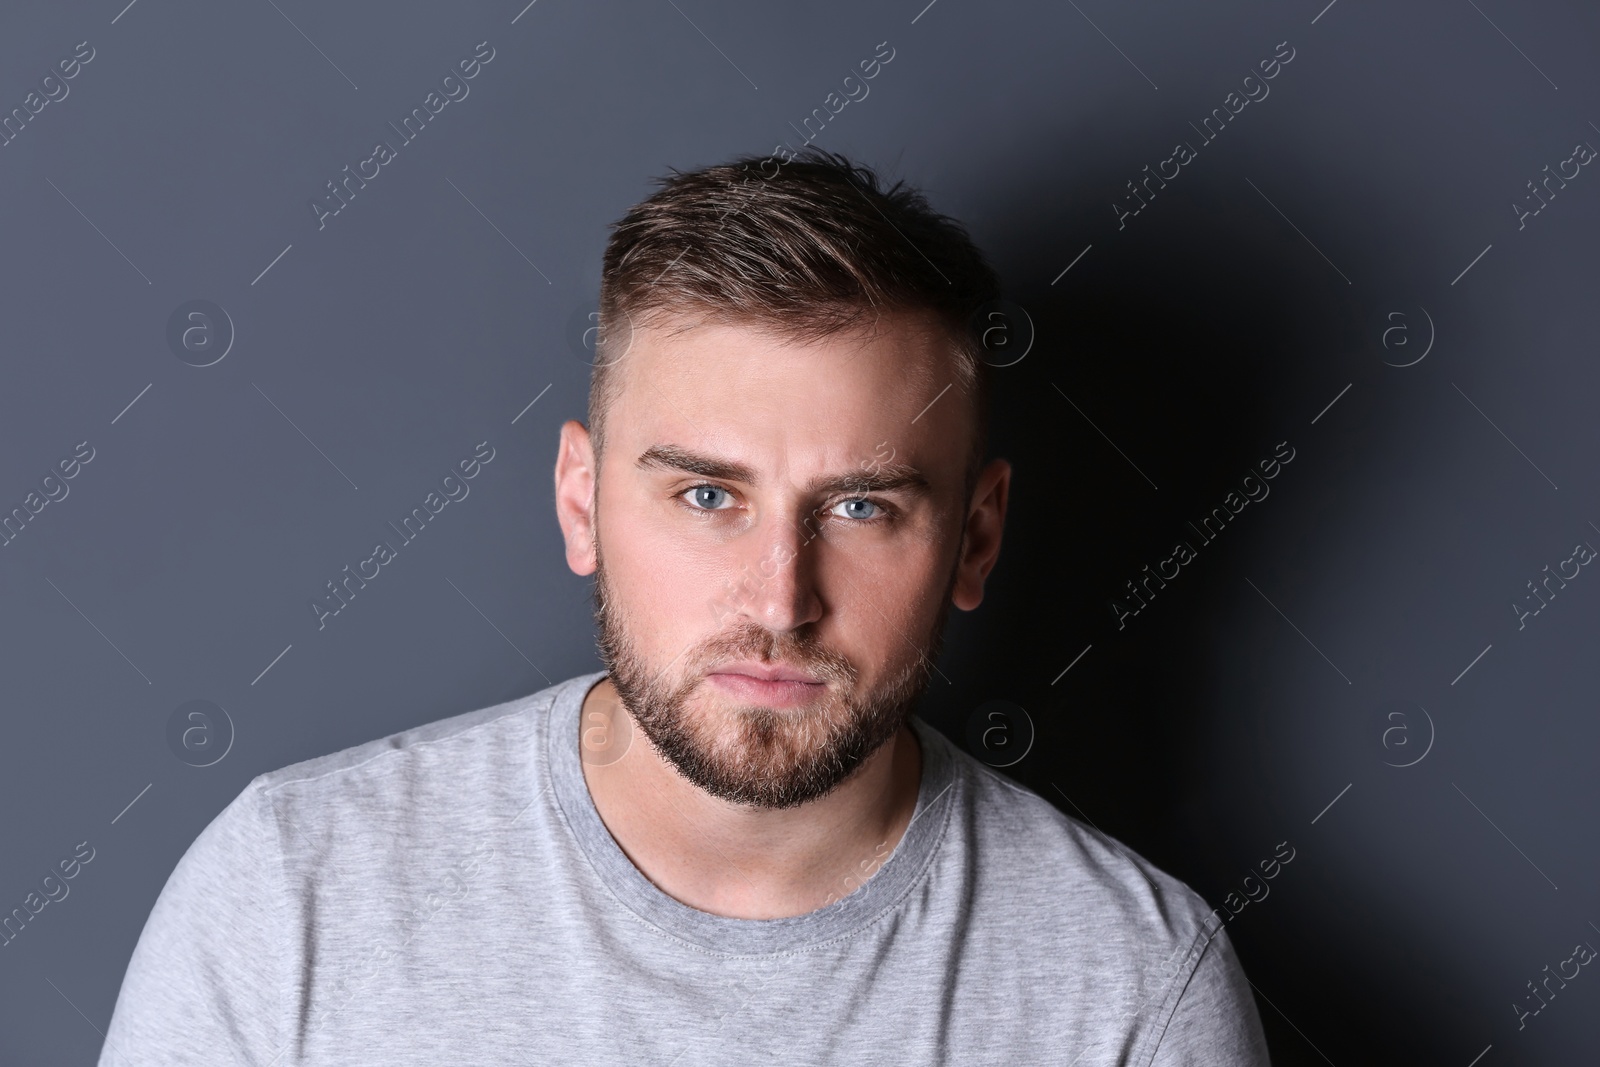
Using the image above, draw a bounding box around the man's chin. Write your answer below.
[682,681,845,741]
[682,698,837,756]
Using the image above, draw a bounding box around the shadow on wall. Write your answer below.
[917,118,1478,1064]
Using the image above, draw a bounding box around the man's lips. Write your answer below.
[705,662,828,707]
[709,660,824,684]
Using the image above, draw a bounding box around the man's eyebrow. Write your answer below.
[635,444,933,497]
[637,444,756,483]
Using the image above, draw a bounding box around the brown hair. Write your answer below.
[589,147,1001,500]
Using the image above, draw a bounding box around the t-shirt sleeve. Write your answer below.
[98,780,289,1067]
[1147,926,1272,1066]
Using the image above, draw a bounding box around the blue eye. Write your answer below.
[834,498,880,521]
[684,485,732,510]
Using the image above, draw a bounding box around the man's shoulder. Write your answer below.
[243,671,593,824]
[924,733,1232,1048]
[929,726,1219,950]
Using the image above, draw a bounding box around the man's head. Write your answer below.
[554,149,1011,809]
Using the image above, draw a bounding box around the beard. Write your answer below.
[591,535,958,810]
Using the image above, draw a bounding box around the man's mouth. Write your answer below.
[706,661,828,706]
[710,660,824,683]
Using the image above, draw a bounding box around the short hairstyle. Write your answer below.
[589,147,1002,501]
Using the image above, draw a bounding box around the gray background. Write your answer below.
[1,0,1596,1062]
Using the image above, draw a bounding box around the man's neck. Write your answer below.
[578,677,923,920]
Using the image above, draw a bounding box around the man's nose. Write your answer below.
[722,505,824,633]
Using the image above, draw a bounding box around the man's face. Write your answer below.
[574,308,981,809]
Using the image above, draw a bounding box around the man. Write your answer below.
[100,149,1271,1064]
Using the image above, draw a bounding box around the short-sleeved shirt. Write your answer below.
[99,670,1271,1065]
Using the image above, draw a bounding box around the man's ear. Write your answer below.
[951,457,1011,611]
[554,419,599,576]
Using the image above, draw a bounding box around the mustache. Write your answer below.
[690,623,856,689]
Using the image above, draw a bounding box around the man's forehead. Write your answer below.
[626,307,949,371]
[613,313,960,455]
[618,311,956,413]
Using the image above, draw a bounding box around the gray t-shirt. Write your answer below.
[100,670,1270,1065]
